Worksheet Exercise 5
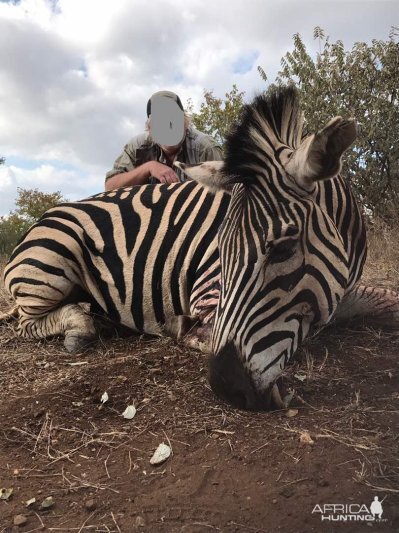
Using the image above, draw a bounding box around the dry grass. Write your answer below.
[363,217,399,289]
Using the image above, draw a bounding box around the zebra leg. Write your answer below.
[17,303,97,353]
[334,284,399,328]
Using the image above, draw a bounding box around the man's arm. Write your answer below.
[105,161,180,191]
[105,163,152,191]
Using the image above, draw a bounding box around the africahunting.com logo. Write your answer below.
[312,496,387,523]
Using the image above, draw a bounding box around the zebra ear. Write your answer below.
[285,117,357,187]
[175,161,231,192]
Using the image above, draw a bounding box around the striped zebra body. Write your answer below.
[4,182,228,348]
[2,86,399,410]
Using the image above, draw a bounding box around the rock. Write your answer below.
[150,443,171,465]
[299,431,314,445]
[0,488,13,500]
[122,405,136,420]
[13,515,28,527]
[40,496,55,509]
[85,499,96,511]
[26,497,36,507]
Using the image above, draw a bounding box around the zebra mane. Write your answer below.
[222,86,304,185]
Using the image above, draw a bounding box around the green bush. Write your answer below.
[0,188,66,258]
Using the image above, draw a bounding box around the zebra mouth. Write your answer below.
[209,342,287,411]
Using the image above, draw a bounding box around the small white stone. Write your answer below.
[150,443,171,465]
[100,392,109,404]
[122,405,136,420]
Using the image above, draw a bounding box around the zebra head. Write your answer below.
[178,87,357,410]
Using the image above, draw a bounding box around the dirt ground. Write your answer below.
[0,251,399,532]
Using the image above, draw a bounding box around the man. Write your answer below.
[105,90,223,191]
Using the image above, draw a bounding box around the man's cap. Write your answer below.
[147,90,184,117]
[147,90,185,146]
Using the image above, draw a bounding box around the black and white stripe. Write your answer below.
[4,87,396,411]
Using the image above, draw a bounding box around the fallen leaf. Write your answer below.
[285,409,298,418]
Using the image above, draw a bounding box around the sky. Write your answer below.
[0,0,397,215]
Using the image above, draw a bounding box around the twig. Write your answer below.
[250,442,269,454]
[280,477,309,485]
[70,473,120,494]
[111,512,122,533]
[355,477,399,494]
[162,430,173,457]
[78,511,95,533]
[104,454,111,479]
[229,522,268,532]
[34,512,45,529]
[128,451,132,474]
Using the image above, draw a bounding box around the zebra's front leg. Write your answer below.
[17,303,98,353]
[334,284,399,329]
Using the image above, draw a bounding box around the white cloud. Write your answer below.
[0,163,102,215]
[0,0,396,215]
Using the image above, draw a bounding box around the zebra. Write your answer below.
[2,87,398,410]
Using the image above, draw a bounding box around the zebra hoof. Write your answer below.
[64,333,97,353]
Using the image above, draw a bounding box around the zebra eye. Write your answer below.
[269,238,297,264]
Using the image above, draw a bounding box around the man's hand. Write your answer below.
[146,161,180,184]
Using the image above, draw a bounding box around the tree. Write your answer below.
[187,85,245,147]
[14,188,65,226]
[258,27,399,218]
[0,188,66,257]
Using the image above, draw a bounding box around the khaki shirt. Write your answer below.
[105,127,223,183]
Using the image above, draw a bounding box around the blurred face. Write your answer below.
[160,142,182,156]
[158,127,188,156]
